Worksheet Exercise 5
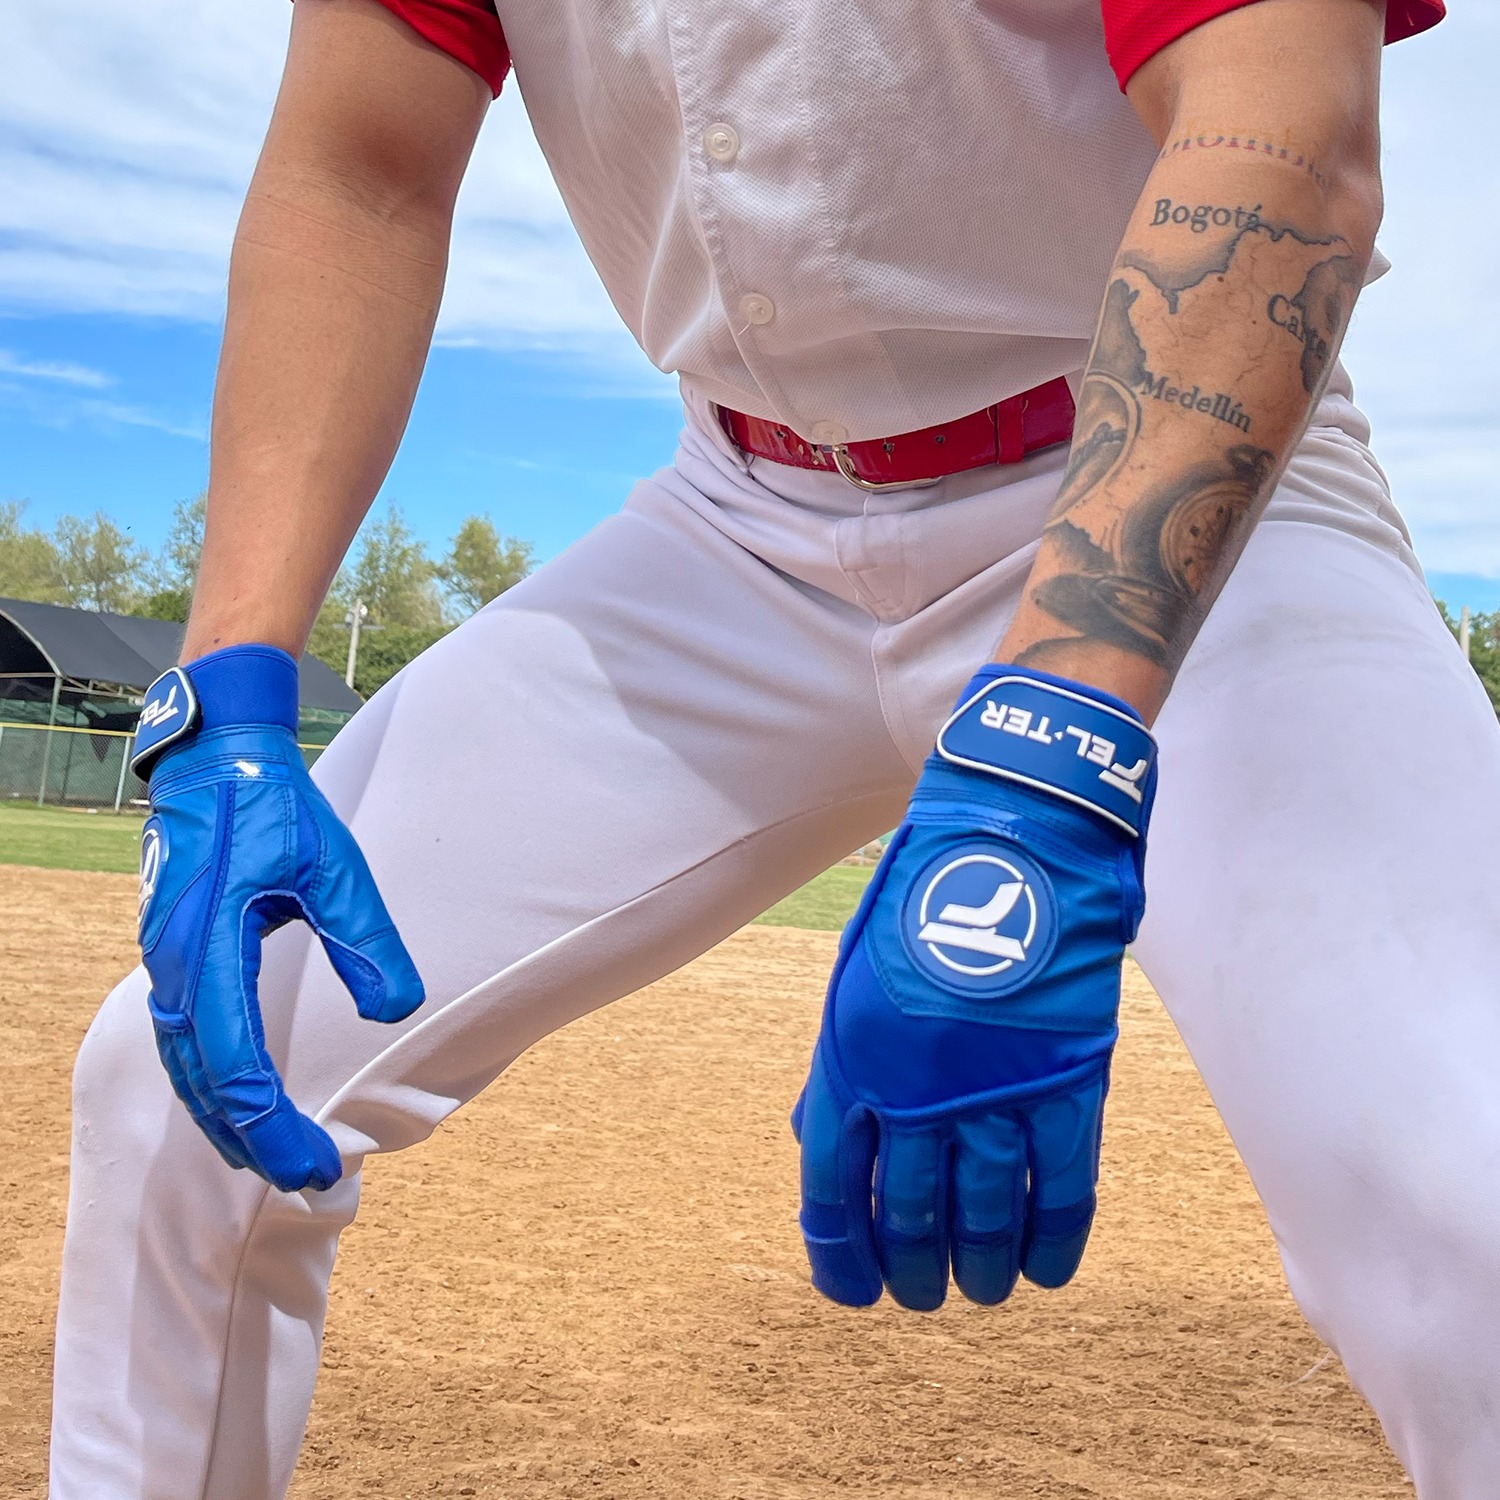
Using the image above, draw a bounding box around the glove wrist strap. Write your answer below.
[131,644,299,776]
[935,665,1157,838]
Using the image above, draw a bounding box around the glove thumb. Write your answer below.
[304,817,426,1024]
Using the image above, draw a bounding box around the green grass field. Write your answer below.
[754,863,872,932]
[0,802,875,931]
[0,802,146,874]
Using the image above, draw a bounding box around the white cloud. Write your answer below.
[0,376,205,442]
[0,0,639,363]
[1362,421,1500,577]
[1338,6,1500,576]
[0,349,111,388]
[0,4,284,320]
[76,400,207,442]
[0,0,1493,568]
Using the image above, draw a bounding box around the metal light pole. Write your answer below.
[35,675,62,807]
[1459,605,1472,662]
[113,740,132,812]
[344,599,368,689]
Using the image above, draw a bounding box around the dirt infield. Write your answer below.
[2,864,1408,1498]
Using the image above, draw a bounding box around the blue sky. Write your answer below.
[1,1,1496,608]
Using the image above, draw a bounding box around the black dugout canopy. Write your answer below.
[0,596,362,721]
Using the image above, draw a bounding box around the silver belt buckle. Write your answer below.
[825,444,943,494]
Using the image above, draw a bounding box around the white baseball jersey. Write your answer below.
[347,0,1440,442]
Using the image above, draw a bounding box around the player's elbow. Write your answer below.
[1335,161,1384,264]
[256,0,490,235]
[1128,0,1386,253]
[1292,119,1385,264]
[1305,116,1384,264]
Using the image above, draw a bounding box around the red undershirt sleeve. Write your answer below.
[1102,0,1447,89]
[292,0,511,96]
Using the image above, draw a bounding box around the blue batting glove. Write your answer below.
[793,664,1156,1311]
[131,644,424,1192]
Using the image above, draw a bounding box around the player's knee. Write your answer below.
[1285,1200,1500,1485]
[1334,1301,1495,1493]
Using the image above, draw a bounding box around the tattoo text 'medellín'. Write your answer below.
[1140,376,1251,433]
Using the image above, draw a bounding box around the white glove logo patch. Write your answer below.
[916,853,1038,978]
[138,824,164,930]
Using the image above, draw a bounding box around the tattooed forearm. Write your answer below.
[1029,444,1273,668]
[1050,278,1147,515]
[1268,253,1364,393]
[1119,217,1345,314]
[1002,152,1369,704]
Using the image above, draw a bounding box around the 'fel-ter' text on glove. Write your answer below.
[131,645,424,1192]
[794,664,1157,1310]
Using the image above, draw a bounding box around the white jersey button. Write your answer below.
[809,419,849,445]
[703,123,741,164]
[739,292,776,326]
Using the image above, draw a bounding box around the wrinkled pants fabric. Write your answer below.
[50,384,1500,1498]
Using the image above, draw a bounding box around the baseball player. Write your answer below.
[49,0,1489,1493]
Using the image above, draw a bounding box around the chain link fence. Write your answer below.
[0,722,330,810]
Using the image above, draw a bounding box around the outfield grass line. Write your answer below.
[0,804,874,929]
[753,864,871,933]
[0,802,146,875]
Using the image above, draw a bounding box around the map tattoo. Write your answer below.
[1016,205,1362,679]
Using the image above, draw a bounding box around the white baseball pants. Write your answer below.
[50,378,1500,1498]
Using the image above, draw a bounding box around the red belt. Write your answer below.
[718,376,1076,492]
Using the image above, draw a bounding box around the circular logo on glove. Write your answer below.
[900,841,1057,996]
[138,820,164,929]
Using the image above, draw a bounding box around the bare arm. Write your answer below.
[995,0,1385,721]
[183,0,490,660]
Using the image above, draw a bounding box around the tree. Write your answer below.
[303,509,539,699]
[0,500,66,603]
[304,506,447,698]
[160,491,208,590]
[1463,614,1500,720]
[303,587,446,699]
[53,510,147,613]
[440,515,534,615]
[134,588,193,623]
[348,504,446,629]
[1437,600,1500,720]
[343,624,449,698]
[129,492,208,623]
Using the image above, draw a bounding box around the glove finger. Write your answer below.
[164,1014,226,1125]
[236,1093,343,1194]
[798,1049,881,1307]
[154,1009,252,1170]
[197,1112,258,1174]
[196,1027,342,1192]
[875,1125,949,1312]
[1022,1075,1107,1289]
[950,1113,1028,1306]
[153,1025,254,1173]
[172,906,340,1192]
[307,821,425,1024]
